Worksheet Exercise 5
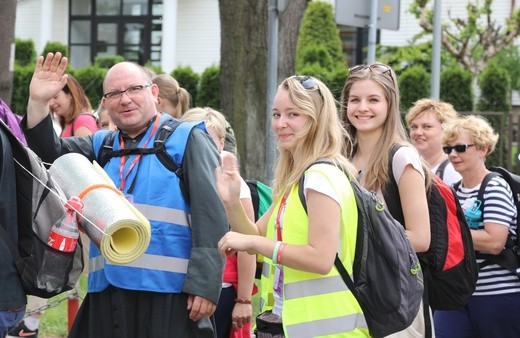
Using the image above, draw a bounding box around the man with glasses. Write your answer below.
[22,52,228,338]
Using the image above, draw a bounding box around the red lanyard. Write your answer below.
[275,193,288,241]
[118,115,161,191]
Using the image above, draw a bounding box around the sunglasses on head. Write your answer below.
[290,76,324,99]
[442,144,475,154]
[349,64,395,86]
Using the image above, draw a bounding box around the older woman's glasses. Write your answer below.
[290,76,323,99]
[349,64,395,86]
[442,144,475,154]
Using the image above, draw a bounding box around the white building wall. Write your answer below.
[16,0,68,55]
[176,0,221,74]
[381,0,515,46]
[15,0,42,52]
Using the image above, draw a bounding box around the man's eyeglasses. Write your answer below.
[103,84,152,100]
[290,76,323,99]
[349,64,395,86]
[442,144,475,154]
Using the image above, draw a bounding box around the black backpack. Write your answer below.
[298,161,424,338]
[384,147,478,313]
[245,180,272,222]
[472,167,520,276]
[0,121,84,298]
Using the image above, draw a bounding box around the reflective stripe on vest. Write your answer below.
[134,202,191,227]
[284,275,348,300]
[89,253,189,274]
[285,313,368,338]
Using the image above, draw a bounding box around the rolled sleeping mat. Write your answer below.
[49,153,151,264]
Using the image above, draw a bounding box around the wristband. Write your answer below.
[235,298,252,304]
[272,241,282,264]
[277,243,287,265]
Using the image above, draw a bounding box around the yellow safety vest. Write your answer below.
[260,163,369,337]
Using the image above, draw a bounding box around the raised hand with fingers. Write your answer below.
[30,52,69,103]
[215,151,242,206]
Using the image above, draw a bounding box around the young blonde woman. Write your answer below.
[216,76,369,337]
[181,107,256,338]
[341,63,432,337]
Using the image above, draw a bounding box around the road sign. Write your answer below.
[335,0,400,31]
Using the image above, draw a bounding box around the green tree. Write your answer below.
[477,63,511,112]
[296,1,346,72]
[488,45,520,92]
[410,0,520,86]
[440,64,473,112]
[399,66,431,111]
[477,63,511,167]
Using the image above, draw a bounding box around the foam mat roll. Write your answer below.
[49,153,151,264]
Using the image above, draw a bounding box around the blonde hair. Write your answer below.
[405,98,458,128]
[272,76,356,200]
[340,63,423,192]
[181,107,227,140]
[153,74,191,118]
[442,115,499,157]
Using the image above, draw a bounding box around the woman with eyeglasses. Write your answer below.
[216,76,369,337]
[405,98,462,186]
[434,115,520,337]
[340,63,432,337]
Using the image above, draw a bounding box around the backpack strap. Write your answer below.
[246,180,261,222]
[71,113,97,137]
[383,145,405,224]
[296,160,356,295]
[95,118,188,200]
[476,172,519,275]
[435,158,450,179]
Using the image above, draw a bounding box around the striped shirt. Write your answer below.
[457,176,520,295]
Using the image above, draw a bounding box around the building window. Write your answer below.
[69,0,163,68]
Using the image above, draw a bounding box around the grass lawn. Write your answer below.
[38,275,87,338]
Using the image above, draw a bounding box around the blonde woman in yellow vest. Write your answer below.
[216,76,370,337]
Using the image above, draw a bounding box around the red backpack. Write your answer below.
[383,147,478,311]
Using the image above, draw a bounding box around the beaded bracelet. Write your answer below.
[235,298,252,304]
[272,241,282,264]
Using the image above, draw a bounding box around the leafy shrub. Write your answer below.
[94,55,125,68]
[399,65,431,111]
[196,65,220,109]
[73,67,108,109]
[15,39,36,67]
[171,66,200,107]
[43,41,68,58]
[440,65,473,112]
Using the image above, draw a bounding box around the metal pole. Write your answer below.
[266,0,279,183]
[367,0,378,63]
[431,0,442,99]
